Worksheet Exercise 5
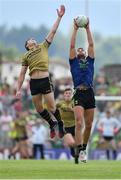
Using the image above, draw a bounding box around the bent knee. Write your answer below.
[75,120,83,130]
[48,106,56,112]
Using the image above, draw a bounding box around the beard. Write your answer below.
[77,53,86,59]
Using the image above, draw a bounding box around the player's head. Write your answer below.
[106,110,112,118]
[63,88,72,101]
[77,47,86,59]
[25,38,37,51]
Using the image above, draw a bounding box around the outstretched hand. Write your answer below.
[85,17,89,29]
[16,90,22,99]
[57,5,65,18]
[74,19,79,30]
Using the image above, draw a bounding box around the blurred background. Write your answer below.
[0,0,121,160]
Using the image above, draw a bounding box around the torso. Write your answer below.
[101,117,117,137]
[57,100,75,127]
[22,40,49,77]
[30,70,49,79]
[69,56,95,88]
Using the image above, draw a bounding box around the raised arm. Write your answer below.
[85,19,95,58]
[16,66,28,98]
[46,5,65,43]
[69,20,79,59]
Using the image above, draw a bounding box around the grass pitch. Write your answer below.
[0,160,121,179]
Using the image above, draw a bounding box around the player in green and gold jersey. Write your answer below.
[16,5,65,139]
[56,88,76,158]
[8,112,29,159]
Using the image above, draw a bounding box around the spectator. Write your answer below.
[97,110,121,160]
[0,110,13,148]
[31,119,48,159]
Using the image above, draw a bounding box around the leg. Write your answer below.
[44,92,65,138]
[33,144,38,159]
[74,106,85,163]
[43,92,56,112]
[19,140,29,159]
[74,106,84,146]
[65,126,78,164]
[32,94,43,112]
[40,144,45,159]
[76,108,94,162]
[8,141,19,159]
[103,139,110,160]
[63,133,75,147]
[106,149,110,160]
[110,139,117,160]
[83,108,95,150]
[32,94,56,138]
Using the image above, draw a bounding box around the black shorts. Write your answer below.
[14,136,28,142]
[103,136,114,141]
[73,88,96,109]
[65,126,75,137]
[30,77,53,96]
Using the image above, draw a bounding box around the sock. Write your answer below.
[39,109,54,127]
[77,144,83,153]
[75,146,79,156]
[52,109,65,128]
[83,144,87,151]
[52,109,62,122]
[52,109,66,136]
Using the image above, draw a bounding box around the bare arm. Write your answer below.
[69,20,79,59]
[46,5,65,43]
[16,66,28,98]
[85,19,95,58]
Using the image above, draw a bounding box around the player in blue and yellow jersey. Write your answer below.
[16,5,66,139]
[69,18,96,163]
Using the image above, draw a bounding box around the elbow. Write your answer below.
[70,44,75,49]
[19,73,25,81]
[89,43,94,47]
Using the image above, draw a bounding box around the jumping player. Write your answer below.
[16,5,65,138]
[69,18,96,163]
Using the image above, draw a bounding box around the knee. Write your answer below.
[36,106,43,113]
[47,105,56,113]
[33,101,43,112]
[75,117,83,130]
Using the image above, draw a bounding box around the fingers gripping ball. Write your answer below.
[75,15,88,28]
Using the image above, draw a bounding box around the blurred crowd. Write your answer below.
[94,71,121,96]
[0,71,121,160]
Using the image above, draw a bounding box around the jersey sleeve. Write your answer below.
[21,55,28,66]
[69,57,78,65]
[56,102,61,108]
[87,56,95,61]
[43,39,51,49]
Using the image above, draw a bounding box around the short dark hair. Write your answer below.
[64,88,72,92]
[77,47,84,51]
[25,39,30,51]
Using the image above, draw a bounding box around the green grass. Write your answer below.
[0,160,121,179]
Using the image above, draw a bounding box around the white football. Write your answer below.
[75,15,88,28]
